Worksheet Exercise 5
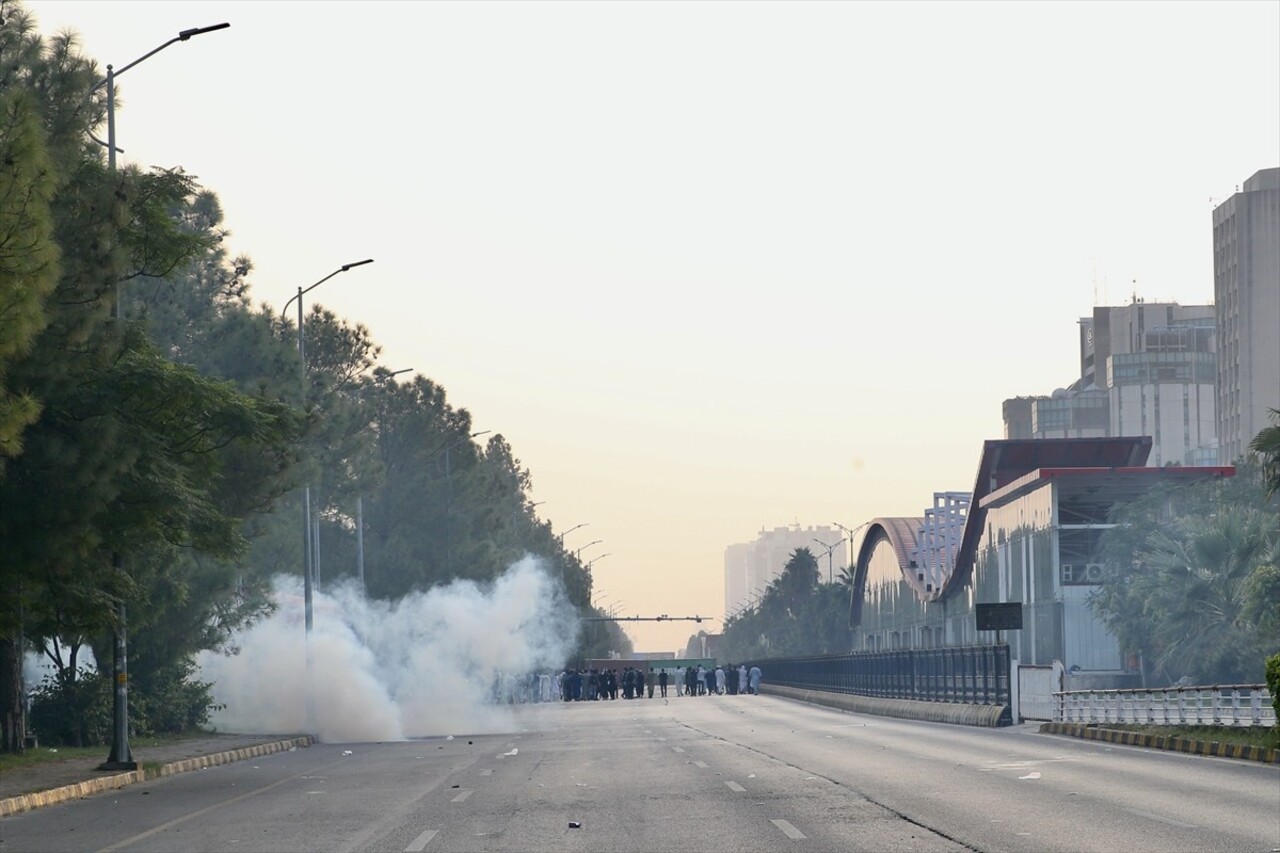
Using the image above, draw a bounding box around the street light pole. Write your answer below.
[442,429,490,574]
[357,367,413,592]
[281,259,374,636]
[280,259,373,735]
[93,20,230,774]
[556,523,587,544]
[813,538,844,585]
[834,521,871,588]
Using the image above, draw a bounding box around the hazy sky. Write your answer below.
[24,1,1280,654]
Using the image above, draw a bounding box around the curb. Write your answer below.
[764,684,1008,727]
[0,736,316,817]
[1039,722,1279,764]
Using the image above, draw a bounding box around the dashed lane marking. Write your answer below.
[451,790,473,803]
[405,829,439,851]
[694,761,708,768]
[672,746,686,753]
[771,819,807,840]
[479,769,493,776]
[725,781,745,792]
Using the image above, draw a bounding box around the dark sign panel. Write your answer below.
[976,601,1023,632]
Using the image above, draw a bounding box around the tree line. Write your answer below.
[0,3,628,752]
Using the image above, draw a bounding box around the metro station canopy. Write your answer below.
[851,436,1235,613]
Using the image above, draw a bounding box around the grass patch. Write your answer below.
[0,745,105,772]
[1100,724,1279,750]
[0,731,215,774]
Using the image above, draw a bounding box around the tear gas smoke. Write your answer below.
[196,556,577,743]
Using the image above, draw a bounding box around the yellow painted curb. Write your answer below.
[1038,722,1279,764]
[0,736,316,817]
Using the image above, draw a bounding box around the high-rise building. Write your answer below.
[1213,167,1280,464]
[1096,300,1217,467]
[1002,300,1217,466]
[723,524,846,617]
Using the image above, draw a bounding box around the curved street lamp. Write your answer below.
[556,522,588,544]
[813,538,845,585]
[279,260,375,737]
[93,21,230,774]
[442,429,490,574]
[280,259,375,636]
[357,368,413,590]
[834,521,873,588]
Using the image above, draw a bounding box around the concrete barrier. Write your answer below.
[0,736,316,817]
[763,684,1008,727]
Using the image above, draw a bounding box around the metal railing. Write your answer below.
[751,644,1011,707]
[1055,684,1277,728]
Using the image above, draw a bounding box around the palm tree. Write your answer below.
[836,564,857,591]
[1250,408,1280,497]
[1140,506,1278,683]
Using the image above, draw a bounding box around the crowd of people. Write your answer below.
[492,664,763,704]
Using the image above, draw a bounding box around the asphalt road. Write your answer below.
[1,694,1276,852]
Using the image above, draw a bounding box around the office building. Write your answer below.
[1213,167,1280,463]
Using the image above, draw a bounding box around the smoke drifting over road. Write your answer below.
[197,556,576,743]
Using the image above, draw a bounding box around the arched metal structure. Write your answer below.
[849,517,922,628]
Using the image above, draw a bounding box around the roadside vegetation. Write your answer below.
[0,1,627,754]
[0,732,210,774]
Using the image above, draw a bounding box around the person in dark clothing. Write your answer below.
[637,668,647,699]
[658,668,669,697]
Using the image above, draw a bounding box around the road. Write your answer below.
[1,694,1276,852]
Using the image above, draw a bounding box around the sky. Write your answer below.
[23,0,1280,654]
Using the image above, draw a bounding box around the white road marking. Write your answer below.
[771,819,807,839]
[452,790,473,802]
[725,781,745,792]
[672,746,685,753]
[479,769,493,776]
[405,829,438,851]
[694,761,708,768]
[1127,809,1201,829]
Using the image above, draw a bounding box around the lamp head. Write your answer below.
[179,23,230,41]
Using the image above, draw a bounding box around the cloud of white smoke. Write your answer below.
[196,556,577,743]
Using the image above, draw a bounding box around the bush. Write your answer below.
[1266,653,1280,726]
[129,657,219,736]
[28,667,112,748]
[28,655,218,746]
